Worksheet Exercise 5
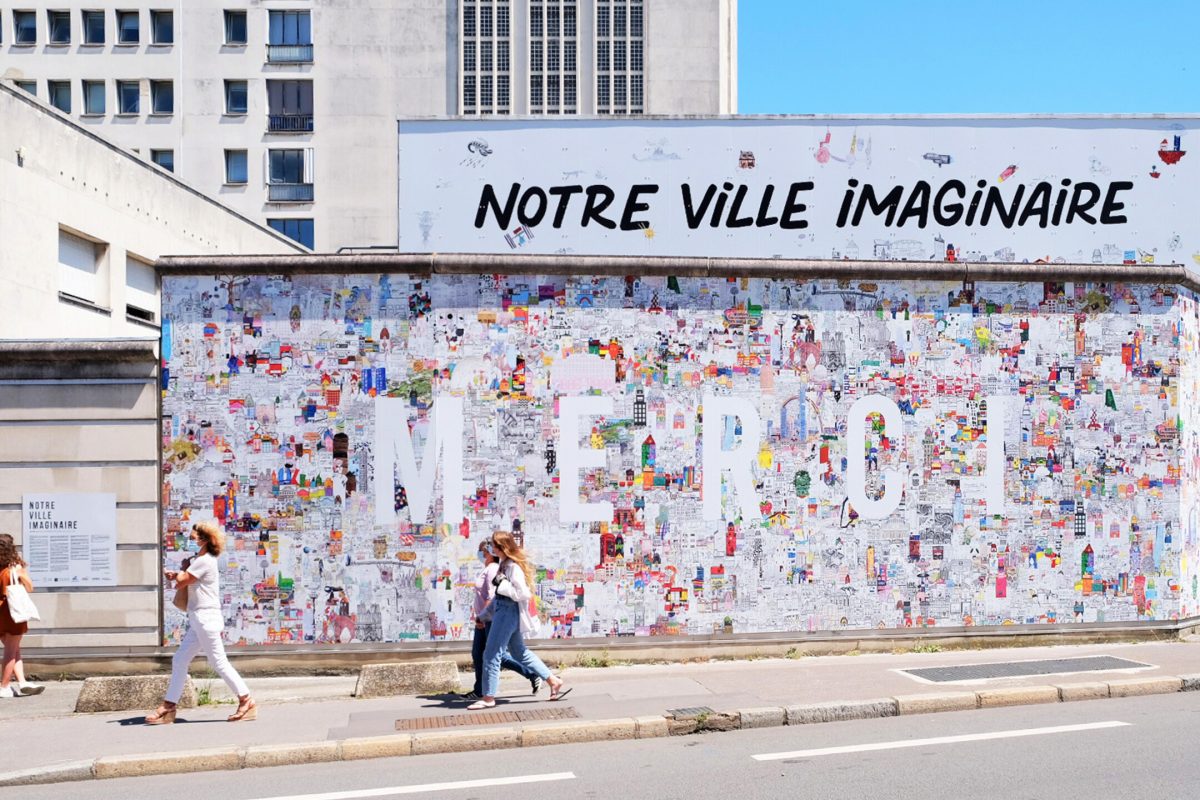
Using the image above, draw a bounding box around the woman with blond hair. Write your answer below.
[0,533,44,698]
[469,530,570,710]
[145,521,256,724]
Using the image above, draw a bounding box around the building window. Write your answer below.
[547,74,559,108]
[463,3,475,36]
[547,4,559,36]
[48,80,71,113]
[47,10,70,44]
[13,10,36,44]
[597,41,609,72]
[529,4,541,36]
[269,10,310,45]
[480,75,493,107]
[268,148,306,183]
[631,4,643,36]
[225,80,248,114]
[149,9,172,44]
[531,40,543,72]
[82,10,105,44]
[267,9,311,61]
[498,75,510,107]
[497,4,509,36]
[565,4,576,36]
[614,40,626,71]
[225,149,248,184]
[530,75,542,108]
[151,149,174,172]
[267,218,313,249]
[58,228,107,307]
[125,254,158,325]
[631,40,643,71]
[597,5,609,37]
[497,41,509,72]
[116,10,138,43]
[462,75,476,108]
[16,80,36,96]
[564,40,576,71]
[614,74,626,106]
[83,80,105,115]
[224,9,246,45]
[564,74,577,107]
[480,4,492,36]
[614,4,626,36]
[547,40,559,71]
[150,80,173,114]
[117,80,139,114]
[631,73,643,107]
[597,75,609,108]
[481,40,492,71]
[267,79,314,132]
[463,41,476,72]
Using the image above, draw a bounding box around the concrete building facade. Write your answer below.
[0,1,737,252]
[0,81,302,656]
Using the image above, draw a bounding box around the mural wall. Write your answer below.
[161,272,1195,645]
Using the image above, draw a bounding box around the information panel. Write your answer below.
[22,493,117,586]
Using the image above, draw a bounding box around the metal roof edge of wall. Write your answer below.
[153,253,1200,291]
[0,338,159,363]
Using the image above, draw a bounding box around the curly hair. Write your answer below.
[192,521,225,556]
[0,533,25,570]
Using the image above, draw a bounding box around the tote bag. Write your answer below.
[5,565,41,624]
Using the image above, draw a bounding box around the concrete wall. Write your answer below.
[646,0,737,114]
[155,257,1200,649]
[0,341,161,650]
[0,82,303,340]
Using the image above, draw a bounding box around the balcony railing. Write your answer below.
[267,44,313,63]
[268,183,314,202]
[268,114,314,133]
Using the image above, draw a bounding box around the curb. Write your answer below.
[5,673,1199,787]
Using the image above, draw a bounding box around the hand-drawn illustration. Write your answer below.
[161,272,1200,645]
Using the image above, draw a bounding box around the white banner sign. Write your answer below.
[398,117,1198,264]
[22,493,117,586]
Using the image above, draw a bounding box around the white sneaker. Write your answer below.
[17,682,45,696]
[0,686,14,699]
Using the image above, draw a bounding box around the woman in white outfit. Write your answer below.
[145,521,256,724]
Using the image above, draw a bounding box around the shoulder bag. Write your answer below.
[6,565,41,624]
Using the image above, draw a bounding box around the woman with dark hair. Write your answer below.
[469,530,570,711]
[145,520,256,724]
[0,533,44,698]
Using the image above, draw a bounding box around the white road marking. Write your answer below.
[247,772,577,800]
[752,720,1130,761]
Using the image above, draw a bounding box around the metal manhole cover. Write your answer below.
[666,706,716,719]
[902,655,1152,683]
[396,706,580,731]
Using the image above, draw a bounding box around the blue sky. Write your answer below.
[738,1,1199,114]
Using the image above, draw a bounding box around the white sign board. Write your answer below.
[398,117,1199,265]
[22,494,117,586]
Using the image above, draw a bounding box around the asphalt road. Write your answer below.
[9,692,1198,800]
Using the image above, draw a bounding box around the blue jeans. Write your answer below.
[472,620,539,696]
[483,597,551,697]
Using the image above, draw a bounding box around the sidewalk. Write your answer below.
[2,639,1199,784]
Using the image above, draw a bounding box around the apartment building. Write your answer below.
[0,1,736,252]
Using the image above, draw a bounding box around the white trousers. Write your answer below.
[165,609,249,703]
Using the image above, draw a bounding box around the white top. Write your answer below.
[185,553,221,614]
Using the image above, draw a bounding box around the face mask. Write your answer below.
[478,551,488,565]
[185,537,200,553]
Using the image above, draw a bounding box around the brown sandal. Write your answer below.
[145,704,177,725]
[227,698,257,722]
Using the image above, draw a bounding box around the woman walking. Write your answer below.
[0,533,45,698]
[145,521,256,724]
[468,539,542,701]
[469,531,570,711]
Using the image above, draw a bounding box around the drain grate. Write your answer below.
[666,706,716,719]
[902,655,1151,683]
[396,707,580,731]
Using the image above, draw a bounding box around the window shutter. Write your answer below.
[263,150,271,185]
[303,148,314,184]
